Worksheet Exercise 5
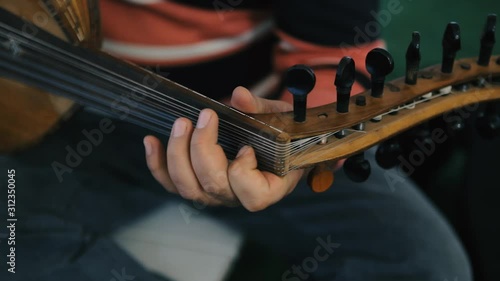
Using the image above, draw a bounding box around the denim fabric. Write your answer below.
[0,110,471,281]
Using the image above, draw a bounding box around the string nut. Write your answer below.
[460,63,471,70]
[352,123,365,131]
[335,130,347,139]
[419,72,434,79]
[352,97,366,131]
[355,96,367,106]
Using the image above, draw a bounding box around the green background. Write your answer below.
[382,0,500,80]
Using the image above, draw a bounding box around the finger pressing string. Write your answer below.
[191,109,239,203]
[144,135,178,194]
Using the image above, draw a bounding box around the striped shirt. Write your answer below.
[100,0,384,104]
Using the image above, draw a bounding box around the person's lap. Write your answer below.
[0,110,471,281]
[211,161,471,280]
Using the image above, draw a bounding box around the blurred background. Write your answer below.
[227,1,500,280]
[384,0,498,79]
[384,2,500,281]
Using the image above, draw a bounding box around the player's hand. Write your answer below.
[143,86,303,211]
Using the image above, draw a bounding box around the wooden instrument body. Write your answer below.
[0,4,499,179]
[0,0,100,153]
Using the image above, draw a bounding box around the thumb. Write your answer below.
[230,86,292,114]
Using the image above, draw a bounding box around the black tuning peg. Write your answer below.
[405,31,421,85]
[375,139,403,169]
[285,65,316,122]
[476,102,500,139]
[478,14,496,66]
[335,57,355,113]
[366,48,394,98]
[444,112,466,137]
[344,152,371,182]
[399,124,436,162]
[441,22,461,73]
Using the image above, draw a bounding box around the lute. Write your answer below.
[0,0,100,154]
[1,5,499,192]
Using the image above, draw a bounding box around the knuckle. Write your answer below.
[177,187,201,201]
[228,162,243,177]
[163,185,177,194]
[190,135,205,147]
[200,171,228,195]
[169,176,183,189]
[169,177,191,197]
[243,200,269,212]
[159,181,177,194]
[190,131,208,146]
[199,179,219,194]
[193,197,212,209]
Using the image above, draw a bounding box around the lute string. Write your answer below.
[0,23,288,152]
[0,23,318,156]
[0,22,342,174]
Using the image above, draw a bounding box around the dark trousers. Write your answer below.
[0,109,471,281]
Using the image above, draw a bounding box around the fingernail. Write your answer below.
[173,119,187,137]
[236,146,250,158]
[196,110,212,129]
[144,139,152,156]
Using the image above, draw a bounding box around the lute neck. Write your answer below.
[0,7,289,174]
